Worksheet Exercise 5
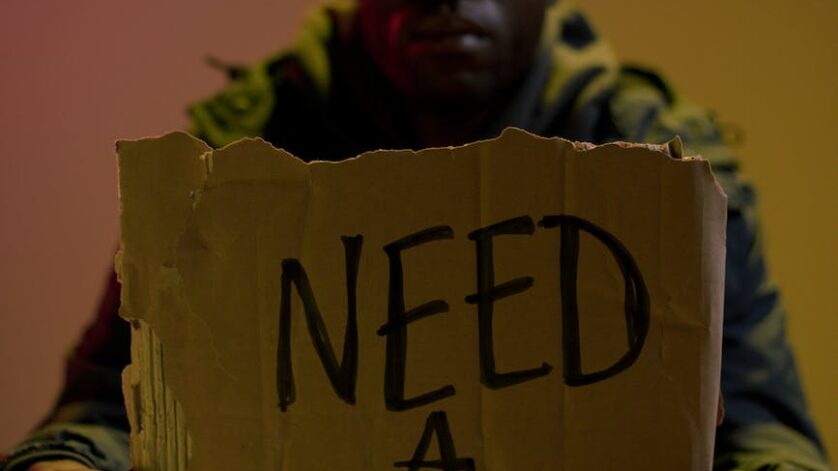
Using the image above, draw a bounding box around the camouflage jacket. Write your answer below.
[1,2,830,470]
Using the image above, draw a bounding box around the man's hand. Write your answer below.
[25,461,100,471]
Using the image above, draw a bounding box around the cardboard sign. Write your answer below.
[117,128,727,471]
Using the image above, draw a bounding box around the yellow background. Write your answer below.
[0,0,834,465]
[582,1,837,464]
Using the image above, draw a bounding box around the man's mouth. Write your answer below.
[412,19,488,39]
[406,16,492,56]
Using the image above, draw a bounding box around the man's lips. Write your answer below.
[405,15,492,56]
[410,16,490,40]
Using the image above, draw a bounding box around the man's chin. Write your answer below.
[411,74,497,111]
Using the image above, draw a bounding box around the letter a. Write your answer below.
[394,411,475,471]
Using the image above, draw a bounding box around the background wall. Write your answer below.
[1,0,835,465]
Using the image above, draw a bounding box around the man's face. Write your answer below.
[358,0,551,108]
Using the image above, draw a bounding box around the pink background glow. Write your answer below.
[1,0,835,465]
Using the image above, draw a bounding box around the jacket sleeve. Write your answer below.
[610,69,831,470]
[713,179,830,471]
[0,271,132,471]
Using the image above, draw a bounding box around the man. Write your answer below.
[1,0,831,470]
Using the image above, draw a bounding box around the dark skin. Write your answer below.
[26,1,724,469]
[357,0,554,146]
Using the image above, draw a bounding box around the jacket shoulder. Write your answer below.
[187,3,352,148]
[608,65,752,209]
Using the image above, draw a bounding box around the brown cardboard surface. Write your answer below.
[117,128,727,470]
